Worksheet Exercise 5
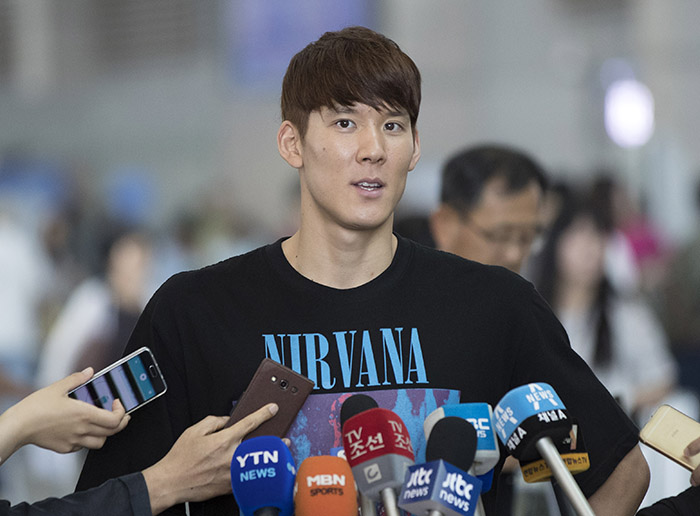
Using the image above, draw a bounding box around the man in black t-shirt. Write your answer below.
[76,26,650,515]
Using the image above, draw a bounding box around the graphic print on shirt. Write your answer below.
[285,388,461,466]
[260,326,457,465]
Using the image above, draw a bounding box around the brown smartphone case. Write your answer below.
[224,358,314,439]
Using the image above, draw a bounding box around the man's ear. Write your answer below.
[408,130,421,172]
[429,204,459,251]
[277,121,303,169]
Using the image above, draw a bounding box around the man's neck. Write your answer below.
[281,227,397,290]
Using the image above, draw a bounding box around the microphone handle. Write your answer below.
[360,492,377,516]
[253,508,280,516]
[380,487,401,516]
[428,511,444,516]
[535,437,596,516]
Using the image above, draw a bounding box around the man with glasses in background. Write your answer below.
[429,144,547,275]
[429,144,553,515]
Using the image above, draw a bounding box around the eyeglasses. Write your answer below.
[461,215,545,251]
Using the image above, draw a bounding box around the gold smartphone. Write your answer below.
[639,404,700,471]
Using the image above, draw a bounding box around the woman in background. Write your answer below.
[532,191,677,421]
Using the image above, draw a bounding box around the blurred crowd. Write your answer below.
[0,152,273,503]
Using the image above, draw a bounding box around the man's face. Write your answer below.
[291,103,421,235]
[431,177,543,273]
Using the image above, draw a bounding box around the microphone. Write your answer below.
[424,403,500,491]
[494,383,595,516]
[342,406,415,516]
[340,393,379,427]
[339,394,379,516]
[293,455,358,516]
[398,416,483,516]
[230,435,296,516]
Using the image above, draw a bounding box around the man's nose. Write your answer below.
[357,126,386,163]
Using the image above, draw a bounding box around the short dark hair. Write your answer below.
[281,26,421,140]
[439,144,548,213]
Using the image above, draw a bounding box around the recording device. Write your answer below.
[341,404,415,516]
[224,358,314,439]
[68,346,166,414]
[230,435,296,516]
[424,402,500,491]
[399,416,482,516]
[293,455,358,516]
[640,404,700,471]
[339,394,379,516]
[494,383,595,516]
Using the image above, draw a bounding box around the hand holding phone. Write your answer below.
[640,404,700,471]
[224,358,314,439]
[69,347,167,414]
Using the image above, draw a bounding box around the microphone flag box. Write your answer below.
[520,418,590,482]
[424,403,500,473]
[342,407,415,500]
[230,435,296,516]
[494,383,572,462]
[398,460,483,516]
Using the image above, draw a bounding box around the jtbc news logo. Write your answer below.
[400,462,482,516]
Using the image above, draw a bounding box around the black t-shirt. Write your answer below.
[637,486,700,516]
[77,236,639,515]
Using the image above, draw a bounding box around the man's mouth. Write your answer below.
[356,181,383,191]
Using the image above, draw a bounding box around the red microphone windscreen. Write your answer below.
[342,407,415,466]
[294,455,358,516]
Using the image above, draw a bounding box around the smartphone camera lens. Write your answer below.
[280,379,289,390]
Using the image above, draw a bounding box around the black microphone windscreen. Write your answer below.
[425,416,478,471]
[340,394,378,428]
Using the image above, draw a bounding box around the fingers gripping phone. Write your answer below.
[640,404,700,471]
[69,347,167,414]
[224,358,314,439]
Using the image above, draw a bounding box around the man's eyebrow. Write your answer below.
[328,105,357,115]
[327,105,409,118]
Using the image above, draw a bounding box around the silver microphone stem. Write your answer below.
[359,493,377,516]
[380,487,400,516]
[535,436,596,516]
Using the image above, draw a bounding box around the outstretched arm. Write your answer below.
[0,368,130,464]
[142,403,280,515]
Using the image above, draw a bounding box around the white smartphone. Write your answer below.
[639,404,700,471]
[69,347,167,414]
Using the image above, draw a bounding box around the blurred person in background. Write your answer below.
[532,191,677,417]
[656,179,700,402]
[590,175,670,298]
[27,226,154,501]
[531,190,696,507]
[428,144,568,516]
[0,208,52,501]
[429,144,548,275]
